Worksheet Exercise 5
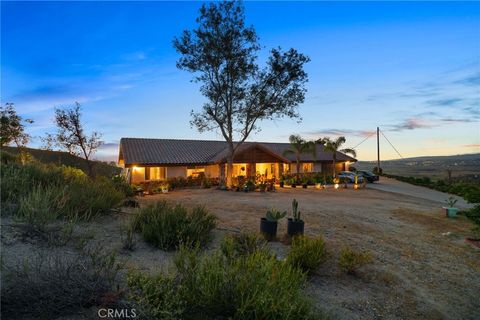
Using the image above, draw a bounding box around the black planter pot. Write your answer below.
[302,184,308,189]
[291,184,297,188]
[287,218,304,237]
[260,218,278,241]
[279,181,284,188]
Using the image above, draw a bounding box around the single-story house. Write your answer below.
[118,138,356,184]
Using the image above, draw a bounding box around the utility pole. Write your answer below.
[377,126,380,178]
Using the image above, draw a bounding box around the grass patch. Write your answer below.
[132,201,216,250]
[286,235,328,275]
[128,245,324,319]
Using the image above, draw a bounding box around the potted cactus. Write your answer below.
[287,198,304,236]
[443,197,459,217]
[260,208,287,241]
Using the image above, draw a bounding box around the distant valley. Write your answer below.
[356,153,480,180]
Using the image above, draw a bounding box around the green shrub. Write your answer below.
[338,247,373,275]
[286,236,328,274]
[220,232,267,258]
[128,246,321,319]
[132,201,216,250]
[464,205,480,226]
[0,163,125,220]
[112,174,135,197]
[62,176,124,220]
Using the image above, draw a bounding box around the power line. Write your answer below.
[379,129,404,159]
[352,131,376,149]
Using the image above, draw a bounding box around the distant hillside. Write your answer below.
[356,153,480,180]
[1,146,121,177]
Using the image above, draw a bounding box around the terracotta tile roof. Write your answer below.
[119,138,356,166]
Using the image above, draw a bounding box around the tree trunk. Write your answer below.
[86,158,94,177]
[332,159,336,177]
[226,157,234,187]
[296,157,300,183]
[226,143,235,187]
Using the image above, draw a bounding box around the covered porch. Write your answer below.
[218,143,290,183]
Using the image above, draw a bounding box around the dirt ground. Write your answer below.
[2,186,479,319]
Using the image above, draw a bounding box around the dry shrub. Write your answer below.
[1,247,121,319]
[286,235,328,275]
[338,246,373,275]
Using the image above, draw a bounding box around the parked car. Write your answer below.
[356,170,379,183]
[337,171,364,183]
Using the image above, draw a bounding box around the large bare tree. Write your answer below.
[46,102,102,176]
[173,0,310,186]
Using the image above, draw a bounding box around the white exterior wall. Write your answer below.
[166,166,187,178]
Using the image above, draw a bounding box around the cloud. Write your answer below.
[426,98,463,107]
[439,117,476,123]
[455,73,480,86]
[389,117,432,131]
[463,106,480,117]
[463,144,480,149]
[303,129,376,138]
[94,142,120,162]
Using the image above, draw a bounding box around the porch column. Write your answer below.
[278,163,284,179]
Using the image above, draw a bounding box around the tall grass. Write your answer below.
[128,246,322,319]
[132,201,216,250]
[17,185,67,233]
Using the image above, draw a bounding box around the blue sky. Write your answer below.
[2,1,479,161]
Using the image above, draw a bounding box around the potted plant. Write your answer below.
[279,175,285,188]
[260,208,287,241]
[291,178,297,188]
[301,176,308,189]
[258,183,267,192]
[443,197,458,217]
[244,180,255,192]
[160,182,169,193]
[287,198,304,236]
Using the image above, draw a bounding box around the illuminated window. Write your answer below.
[150,167,166,180]
[187,166,205,177]
[302,163,313,172]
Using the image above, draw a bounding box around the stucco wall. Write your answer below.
[131,167,145,184]
[205,165,220,178]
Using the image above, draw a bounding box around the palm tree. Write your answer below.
[319,136,356,178]
[283,135,316,183]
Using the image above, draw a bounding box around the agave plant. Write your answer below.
[266,208,287,221]
[445,197,458,208]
